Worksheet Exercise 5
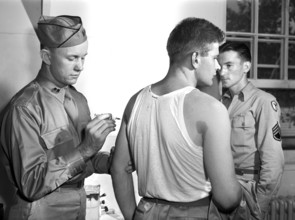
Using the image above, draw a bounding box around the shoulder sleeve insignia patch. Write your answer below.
[271,101,278,112]
[272,122,282,141]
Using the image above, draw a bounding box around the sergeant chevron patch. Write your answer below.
[272,122,281,141]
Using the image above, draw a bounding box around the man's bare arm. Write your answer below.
[203,100,241,210]
[184,91,241,211]
[110,94,139,220]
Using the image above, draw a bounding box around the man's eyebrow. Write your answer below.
[68,53,88,57]
[224,61,234,65]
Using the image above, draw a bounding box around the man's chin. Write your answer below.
[205,80,214,87]
[197,83,212,89]
[68,79,78,85]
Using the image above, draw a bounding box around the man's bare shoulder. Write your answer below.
[185,89,227,115]
[123,89,143,123]
[183,89,230,142]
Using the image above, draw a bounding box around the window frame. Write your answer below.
[226,0,295,89]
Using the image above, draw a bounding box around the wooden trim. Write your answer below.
[249,79,295,89]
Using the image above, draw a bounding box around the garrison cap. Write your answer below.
[37,15,87,48]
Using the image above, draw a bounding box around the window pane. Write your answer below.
[259,0,282,34]
[226,0,252,32]
[225,38,252,48]
[289,69,295,80]
[290,0,295,35]
[258,68,280,79]
[258,42,281,64]
[289,42,295,65]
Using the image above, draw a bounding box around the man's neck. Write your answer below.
[38,64,66,88]
[229,77,249,97]
[152,64,195,95]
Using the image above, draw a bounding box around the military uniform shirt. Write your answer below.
[222,82,284,212]
[0,72,107,202]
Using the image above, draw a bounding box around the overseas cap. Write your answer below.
[37,15,87,48]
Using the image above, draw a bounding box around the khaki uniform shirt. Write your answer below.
[222,82,284,214]
[0,72,109,219]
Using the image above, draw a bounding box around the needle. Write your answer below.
[94,113,120,120]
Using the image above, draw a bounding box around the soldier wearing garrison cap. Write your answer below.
[0,15,116,220]
[37,15,87,48]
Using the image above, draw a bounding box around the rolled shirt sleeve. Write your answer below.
[91,151,111,174]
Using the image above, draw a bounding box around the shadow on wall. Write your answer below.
[21,0,42,31]
[0,0,41,113]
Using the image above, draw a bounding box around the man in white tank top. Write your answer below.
[111,17,242,220]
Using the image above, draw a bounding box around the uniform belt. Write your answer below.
[60,181,84,189]
[143,196,210,207]
[235,168,259,175]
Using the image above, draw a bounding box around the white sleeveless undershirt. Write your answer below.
[127,85,211,202]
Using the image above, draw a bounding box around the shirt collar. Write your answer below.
[35,71,67,103]
[239,81,256,101]
[222,81,255,102]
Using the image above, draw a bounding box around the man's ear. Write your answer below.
[191,51,200,69]
[243,61,251,74]
[40,49,51,65]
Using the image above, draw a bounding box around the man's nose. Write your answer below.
[75,59,84,71]
[215,59,221,72]
[219,68,227,77]
[214,60,221,76]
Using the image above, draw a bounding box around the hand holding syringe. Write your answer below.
[79,113,119,161]
[93,113,121,121]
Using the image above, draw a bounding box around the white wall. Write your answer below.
[42,0,226,134]
[0,0,226,215]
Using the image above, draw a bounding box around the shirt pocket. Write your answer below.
[41,126,74,159]
[41,126,72,149]
[231,112,255,146]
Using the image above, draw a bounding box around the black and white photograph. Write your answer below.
[0,0,294,219]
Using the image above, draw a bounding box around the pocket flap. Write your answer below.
[41,126,72,149]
